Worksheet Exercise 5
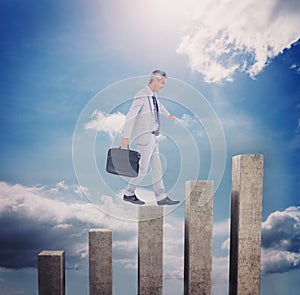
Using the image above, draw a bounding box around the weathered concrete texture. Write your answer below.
[138,206,164,295]
[229,154,264,295]
[184,180,214,295]
[38,250,65,295]
[89,228,112,295]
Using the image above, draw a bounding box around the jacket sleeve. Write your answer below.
[159,101,170,117]
[122,96,144,139]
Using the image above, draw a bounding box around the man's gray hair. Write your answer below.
[149,69,167,83]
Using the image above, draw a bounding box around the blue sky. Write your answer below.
[0,0,300,294]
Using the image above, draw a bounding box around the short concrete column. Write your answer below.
[184,180,214,295]
[38,250,65,295]
[89,228,112,295]
[138,206,164,295]
[229,154,264,295]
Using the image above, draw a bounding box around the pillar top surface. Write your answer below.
[38,250,64,256]
[186,180,214,186]
[232,154,264,159]
[138,205,164,221]
[89,228,112,233]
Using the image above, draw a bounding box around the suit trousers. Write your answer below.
[125,134,166,201]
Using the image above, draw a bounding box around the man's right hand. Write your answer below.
[121,137,130,148]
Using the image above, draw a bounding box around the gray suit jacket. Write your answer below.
[122,86,170,145]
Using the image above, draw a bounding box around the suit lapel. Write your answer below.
[144,87,154,115]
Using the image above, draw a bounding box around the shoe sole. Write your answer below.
[157,202,180,206]
[124,199,145,205]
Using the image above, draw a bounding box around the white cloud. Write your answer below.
[261,206,300,274]
[213,218,230,237]
[177,0,300,83]
[55,180,69,190]
[0,181,122,227]
[261,249,300,274]
[84,110,126,139]
[290,64,297,70]
[262,206,300,250]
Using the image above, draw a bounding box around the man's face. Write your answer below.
[154,77,167,92]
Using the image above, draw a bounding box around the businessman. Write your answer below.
[121,70,180,206]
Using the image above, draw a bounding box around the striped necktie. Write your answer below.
[152,95,160,135]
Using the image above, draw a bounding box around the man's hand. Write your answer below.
[168,114,176,121]
[121,137,130,148]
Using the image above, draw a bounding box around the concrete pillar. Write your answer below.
[229,154,264,295]
[184,180,214,295]
[138,206,164,295]
[89,228,112,295]
[38,250,65,295]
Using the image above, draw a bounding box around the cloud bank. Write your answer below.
[261,206,300,274]
[0,181,137,269]
[177,0,300,83]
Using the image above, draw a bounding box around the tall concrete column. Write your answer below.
[229,154,264,295]
[89,228,112,295]
[184,180,214,295]
[38,250,65,295]
[138,206,164,295]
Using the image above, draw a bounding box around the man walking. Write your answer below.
[121,70,180,206]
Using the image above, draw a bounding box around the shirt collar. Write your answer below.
[145,85,155,97]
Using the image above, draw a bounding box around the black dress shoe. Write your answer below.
[157,196,180,206]
[123,194,145,205]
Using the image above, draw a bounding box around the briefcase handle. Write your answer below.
[119,145,129,149]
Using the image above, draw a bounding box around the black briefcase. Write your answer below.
[106,148,141,177]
